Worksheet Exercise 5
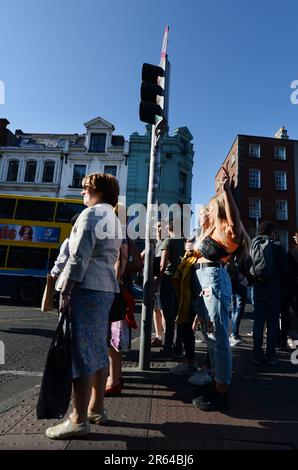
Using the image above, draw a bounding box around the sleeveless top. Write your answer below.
[197,228,239,264]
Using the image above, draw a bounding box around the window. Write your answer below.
[166,153,172,159]
[15,200,55,221]
[249,169,261,189]
[104,165,117,177]
[42,161,55,183]
[274,146,286,160]
[249,144,261,158]
[0,198,15,218]
[55,202,84,223]
[7,246,48,269]
[181,139,188,156]
[179,172,187,195]
[89,133,106,153]
[24,161,37,182]
[276,200,288,220]
[249,197,261,218]
[0,245,8,267]
[7,160,19,181]
[72,165,86,188]
[275,171,287,190]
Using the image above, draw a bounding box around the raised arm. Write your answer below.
[221,168,241,241]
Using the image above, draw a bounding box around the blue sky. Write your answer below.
[1,0,298,214]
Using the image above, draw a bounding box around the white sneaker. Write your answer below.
[45,418,90,440]
[194,333,204,344]
[188,370,212,386]
[169,363,197,376]
[229,336,242,347]
[247,331,253,337]
[287,338,297,350]
[88,409,108,425]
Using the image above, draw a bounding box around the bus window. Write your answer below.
[55,202,84,222]
[48,248,60,271]
[7,246,49,269]
[0,245,7,266]
[15,200,55,222]
[0,199,15,218]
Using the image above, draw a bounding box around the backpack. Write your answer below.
[249,236,276,282]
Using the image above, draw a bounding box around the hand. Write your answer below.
[220,167,230,192]
[59,292,71,316]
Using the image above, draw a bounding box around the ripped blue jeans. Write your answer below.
[195,266,232,385]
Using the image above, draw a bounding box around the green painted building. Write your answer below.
[126,125,194,207]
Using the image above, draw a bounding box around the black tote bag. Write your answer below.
[36,307,72,419]
[109,285,126,323]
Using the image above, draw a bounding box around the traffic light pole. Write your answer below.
[138,26,169,371]
[138,125,161,370]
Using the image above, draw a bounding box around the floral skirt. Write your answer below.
[70,289,114,379]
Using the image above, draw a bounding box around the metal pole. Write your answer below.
[138,126,161,370]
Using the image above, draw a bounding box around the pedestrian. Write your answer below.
[159,220,185,356]
[192,168,248,411]
[45,173,122,439]
[105,203,130,396]
[226,262,248,347]
[171,207,210,377]
[251,221,289,365]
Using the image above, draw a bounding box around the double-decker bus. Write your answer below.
[0,194,84,304]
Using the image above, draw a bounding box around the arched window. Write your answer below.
[42,161,55,183]
[7,160,19,181]
[24,161,37,182]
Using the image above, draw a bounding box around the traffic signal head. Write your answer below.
[139,63,165,125]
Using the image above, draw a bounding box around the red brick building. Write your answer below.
[215,127,298,250]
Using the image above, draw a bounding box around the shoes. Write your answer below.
[287,338,297,350]
[105,382,122,396]
[188,370,212,386]
[247,331,253,337]
[88,409,108,425]
[193,386,230,412]
[194,333,204,344]
[229,335,243,347]
[151,336,163,347]
[169,363,197,376]
[45,418,90,440]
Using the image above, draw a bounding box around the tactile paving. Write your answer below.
[0,396,37,435]
[0,433,68,450]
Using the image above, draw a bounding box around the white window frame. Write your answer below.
[276,200,288,220]
[249,197,261,218]
[274,146,286,160]
[249,169,261,189]
[275,171,287,190]
[249,144,261,158]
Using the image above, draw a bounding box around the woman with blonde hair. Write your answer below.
[192,168,248,411]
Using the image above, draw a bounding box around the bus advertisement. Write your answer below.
[0,194,84,304]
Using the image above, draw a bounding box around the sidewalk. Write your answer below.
[0,328,297,451]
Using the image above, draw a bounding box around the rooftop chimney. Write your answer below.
[274,126,289,139]
[0,118,10,146]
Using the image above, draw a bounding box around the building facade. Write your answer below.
[215,127,298,249]
[126,125,194,208]
[0,116,128,199]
